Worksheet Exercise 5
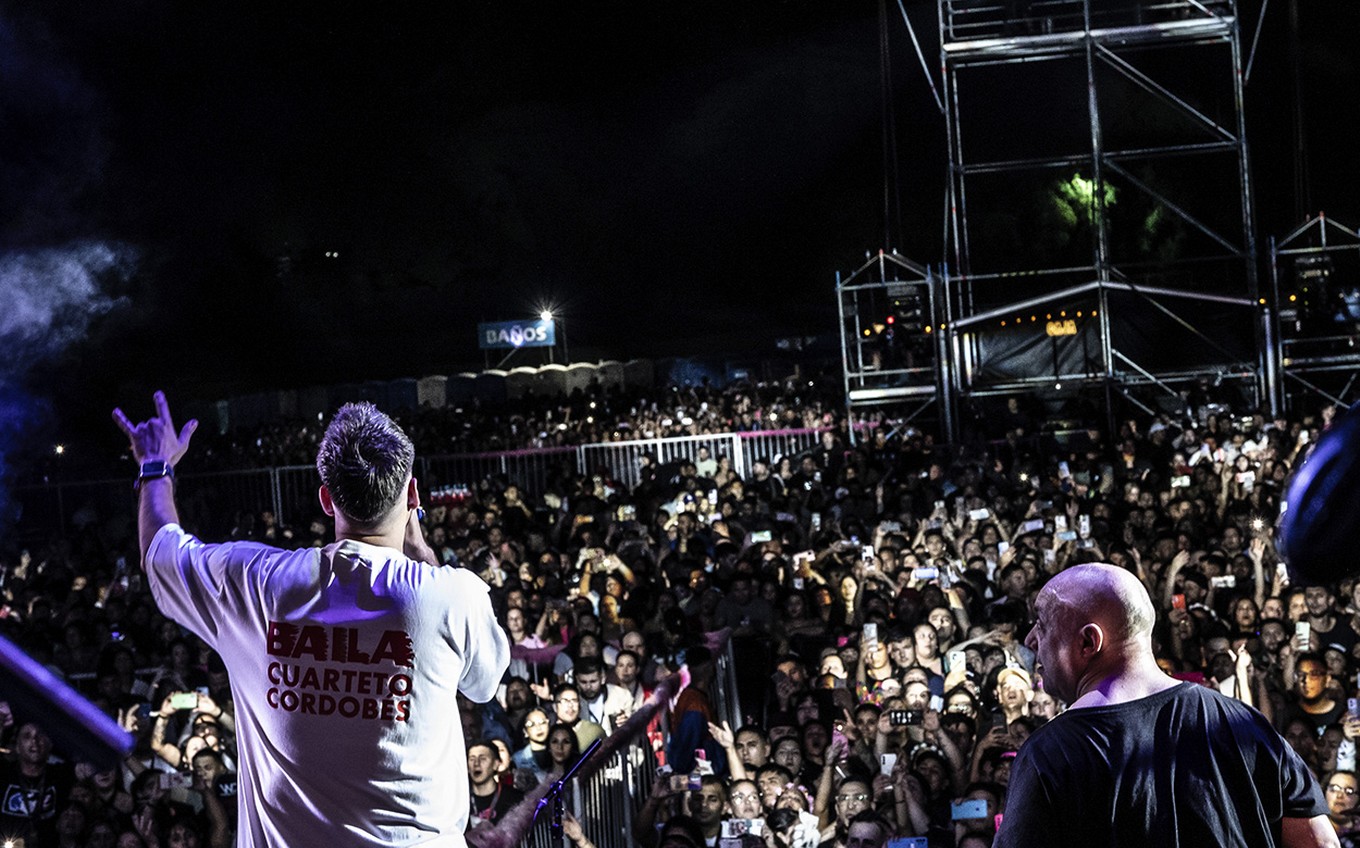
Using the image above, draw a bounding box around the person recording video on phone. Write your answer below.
[113,392,509,847]
[997,563,1336,847]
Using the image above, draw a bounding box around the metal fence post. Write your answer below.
[731,433,746,479]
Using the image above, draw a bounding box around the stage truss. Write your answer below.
[1269,213,1360,412]
[936,0,1265,431]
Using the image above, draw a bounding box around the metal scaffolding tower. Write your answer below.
[938,0,1264,431]
[837,250,955,439]
[1269,213,1360,412]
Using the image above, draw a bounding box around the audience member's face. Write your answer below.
[1318,728,1345,772]
[1296,659,1329,702]
[1288,594,1308,623]
[996,675,1032,711]
[735,730,770,768]
[16,723,52,768]
[622,631,647,658]
[1326,772,1359,818]
[615,654,640,687]
[773,738,803,775]
[1260,621,1287,653]
[914,624,938,659]
[928,608,956,642]
[729,780,762,818]
[467,745,497,785]
[506,679,530,710]
[820,656,846,679]
[554,691,580,722]
[888,639,915,669]
[845,822,887,848]
[1306,587,1333,618]
[575,670,604,701]
[524,710,550,744]
[692,782,726,825]
[1284,720,1318,765]
[758,770,786,807]
[548,728,576,765]
[947,691,977,718]
[802,723,829,759]
[1030,689,1059,720]
[834,780,871,825]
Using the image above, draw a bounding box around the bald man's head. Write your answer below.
[1038,564,1157,646]
[1028,564,1173,706]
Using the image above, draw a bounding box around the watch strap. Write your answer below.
[134,460,175,492]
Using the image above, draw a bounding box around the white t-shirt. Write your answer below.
[147,525,510,847]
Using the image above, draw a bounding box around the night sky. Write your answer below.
[0,1,1356,463]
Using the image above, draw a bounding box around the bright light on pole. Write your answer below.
[539,309,553,322]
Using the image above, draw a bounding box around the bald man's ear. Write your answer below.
[1080,623,1106,656]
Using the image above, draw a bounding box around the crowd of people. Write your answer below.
[3,381,1359,848]
[180,378,844,472]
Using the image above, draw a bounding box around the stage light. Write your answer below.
[539,309,553,322]
[1289,294,1297,302]
[1259,298,1267,305]
[54,444,65,455]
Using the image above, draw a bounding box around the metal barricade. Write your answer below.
[176,469,278,539]
[276,465,321,529]
[11,477,131,542]
[422,448,576,496]
[579,442,655,490]
[736,429,824,478]
[517,739,657,848]
[653,433,738,470]
[12,428,835,537]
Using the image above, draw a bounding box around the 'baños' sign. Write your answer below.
[477,319,556,350]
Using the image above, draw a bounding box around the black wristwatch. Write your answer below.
[133,460,175,492]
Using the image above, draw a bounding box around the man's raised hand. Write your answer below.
[112,390,198,467]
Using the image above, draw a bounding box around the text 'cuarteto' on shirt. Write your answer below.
[147,524,510,848]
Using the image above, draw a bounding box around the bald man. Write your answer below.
[996,564,1336,848]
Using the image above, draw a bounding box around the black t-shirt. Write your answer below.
[1282,697,1348,735]
[0,760,75,848]
[213,771,239,830]
[996,683,1327,848]
[469,782,524,827]
[1313,618,1360,655]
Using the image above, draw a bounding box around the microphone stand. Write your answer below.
[534,737,602,848]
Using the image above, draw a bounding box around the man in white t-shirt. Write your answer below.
[114,393,510,847]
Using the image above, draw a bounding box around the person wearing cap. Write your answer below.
[998,563,1334,847]
[993,667,1033,727]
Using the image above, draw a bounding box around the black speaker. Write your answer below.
[1280,401,1360,586]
